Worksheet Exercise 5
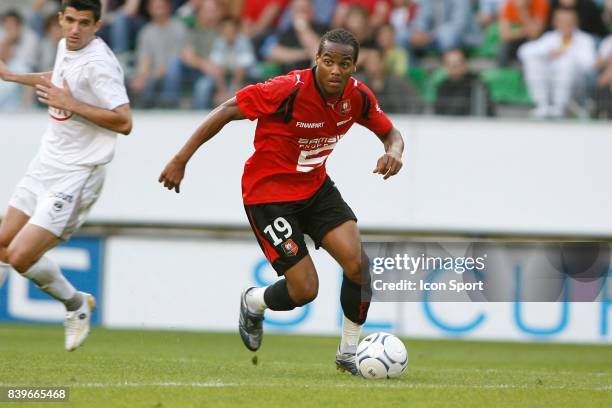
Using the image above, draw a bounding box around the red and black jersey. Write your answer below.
[236,67,393,205]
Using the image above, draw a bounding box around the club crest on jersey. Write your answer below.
[281,239,299,257]
[340,99,351,115]
[49,107,73,121]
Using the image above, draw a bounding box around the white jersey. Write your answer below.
[39,37,129,169]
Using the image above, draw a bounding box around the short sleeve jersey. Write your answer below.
[236,67,393,205]
[40,38,129,168]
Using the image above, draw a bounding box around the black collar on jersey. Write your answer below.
[311,66,350,108]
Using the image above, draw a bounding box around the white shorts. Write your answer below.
[8,156,106,240]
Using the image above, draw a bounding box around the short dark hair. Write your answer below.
[2,9,23,24]
[61,0,102,22]
[318,29,360,62]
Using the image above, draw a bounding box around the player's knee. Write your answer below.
[343,252,368,284]
[6,247,33,273]
[292,280,319,306]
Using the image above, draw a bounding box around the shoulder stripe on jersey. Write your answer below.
[357,88,371,120]
[284,89,299,123]
[274,98,289,115]
[273,88,300,123]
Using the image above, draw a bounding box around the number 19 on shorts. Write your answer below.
[263,217,293,246]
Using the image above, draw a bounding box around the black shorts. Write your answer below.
[244,176,357,276]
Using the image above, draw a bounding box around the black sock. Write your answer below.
[264,279,298,311]
[341,274,370,325]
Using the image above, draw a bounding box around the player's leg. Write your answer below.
[301,177,367,374]
[320,220,371,375]
[241,254,319,352]
[1,165,41,287]
[7,223,85,306]
[7,163,102,306]
[248,255,319,312]
[8,217,96,352]
[240,204,317,351]
[11,165,103,350]
[0,206,31,287]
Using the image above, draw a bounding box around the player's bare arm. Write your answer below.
[159,97,246,193]
[373,127,404,180]
[35,78,132,135]
[0,59,52,88]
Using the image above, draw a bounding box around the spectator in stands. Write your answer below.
[240,0,288,57]
[174,0,200,19]
[332,0,392,31]
[548,0,608,38]
[478,0,504,27]
[37,14,62,72]
[434,49,495,116]
[101,0,148,56]
[389,0,418,49]
[342,5,378,67]
[499,0,550,66]
[410,0,481,53]
[278,0,337,29]
[268,0,328,73]
[0,10,38,111]
[593,33,612,117]
[518,6,596,118]
[163,0,223,109]
[357,48,423,113]
[376,23,409,77]
[28,0,62,38]
[129,0,187,108]
[209,17,256,106]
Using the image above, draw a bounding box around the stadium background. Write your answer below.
[1,0,611,347]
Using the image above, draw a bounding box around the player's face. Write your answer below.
[315,41,356,98]
[59,7,102,51]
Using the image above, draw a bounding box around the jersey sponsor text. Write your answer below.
[296,121,325,129]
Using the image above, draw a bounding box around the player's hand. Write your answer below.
[159,157,186,193]
[373,151,402,180]
[36,78,75,110]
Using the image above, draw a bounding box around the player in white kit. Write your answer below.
[0,0,131,351]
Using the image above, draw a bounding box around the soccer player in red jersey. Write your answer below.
[159,29,404,375]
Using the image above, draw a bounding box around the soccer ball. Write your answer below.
[356,332,408,379]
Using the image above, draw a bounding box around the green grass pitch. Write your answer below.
[0,324,610,407]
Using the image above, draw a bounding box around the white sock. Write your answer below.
[340,315,362,354]
[0,262,9,288]
[22,255,77,303]
[245,286,267,314]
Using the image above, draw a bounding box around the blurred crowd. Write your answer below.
[2,0,612,119]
